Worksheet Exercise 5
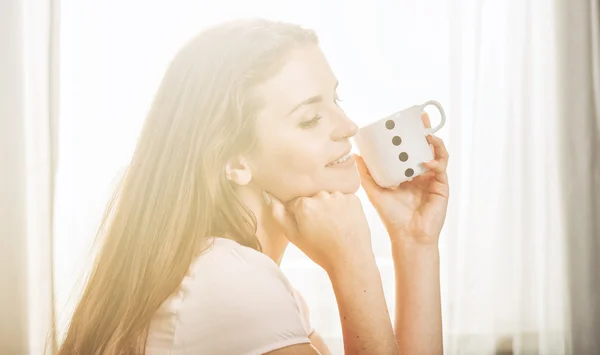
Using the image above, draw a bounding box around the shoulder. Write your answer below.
[147,238,311,355]
[188,237,296,297]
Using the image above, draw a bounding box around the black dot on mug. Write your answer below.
[405,168,415,177]
[392,136,402,146]
[398,152,409,162]
[385,120,395,130]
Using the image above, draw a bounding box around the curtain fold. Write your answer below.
[23,0,59,351]
[592,0,600,131]
[442,0,571,353]
[0,0,59,353]
[0,0,29,352]
[557,0,600,353]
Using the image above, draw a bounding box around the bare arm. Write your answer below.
[308,331,332,355]
[353,114,448,354]
[328,254,398,355]
[267,254,398,355]
[392,239,443,354]
[266,191,398,355]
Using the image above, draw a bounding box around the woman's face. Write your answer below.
[247,44,361,202]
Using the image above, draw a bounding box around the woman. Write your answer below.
[58,18,449,355]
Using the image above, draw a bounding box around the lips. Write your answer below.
[326,151,353,167]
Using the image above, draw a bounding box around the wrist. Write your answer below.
[391,238,441,286]
[325,249,378,280]
[390,232,440,250]
[390,237,440,260]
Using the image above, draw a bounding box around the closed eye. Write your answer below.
[299,115,322,129]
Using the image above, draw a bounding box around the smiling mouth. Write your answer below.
[326,152,353,167]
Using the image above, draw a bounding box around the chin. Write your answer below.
[340,178,362,194]
[282,169,362,200]
[330,170,361,194]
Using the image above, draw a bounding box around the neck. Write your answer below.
[235,187,289,265]
[256,218,289,265]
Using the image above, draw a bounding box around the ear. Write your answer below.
[225,156,252,186]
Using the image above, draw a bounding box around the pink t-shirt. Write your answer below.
[145,237,314,355]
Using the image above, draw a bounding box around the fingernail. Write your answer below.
[262,191,271,205]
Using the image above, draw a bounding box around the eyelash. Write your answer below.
[299,115,322,129]
[298,97,343,129]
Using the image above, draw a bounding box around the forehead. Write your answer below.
[253,44,337,116]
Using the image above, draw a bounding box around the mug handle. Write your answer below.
[420,100,446,134]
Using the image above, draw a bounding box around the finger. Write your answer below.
[419,163,450,198]
[314,190,330,199]
[285,196,306,216]
[415,168,436,180]
[331,190,344,198]
[354,154,374,184]
[354,154,383,196]
[421,159,449,185]
[422,113,435,155]
[426,134,449,165]
[422,112,432,129]
[264,191,299,237]
[264,191,288,223]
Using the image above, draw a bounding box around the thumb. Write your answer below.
[354,154,383,197]
[263,191,299,240]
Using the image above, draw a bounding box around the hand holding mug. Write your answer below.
[354,101,450,245]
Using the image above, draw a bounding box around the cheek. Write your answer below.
[251,135,327,199]
[277,143,323,173]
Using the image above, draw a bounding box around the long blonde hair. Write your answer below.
[57,18,318,354]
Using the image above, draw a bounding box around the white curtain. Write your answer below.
[441,0,570,353]
[51,0,573,354]
[557,0,600,353]
[0,0,58,353]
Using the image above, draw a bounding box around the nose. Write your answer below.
[331,112,359,141]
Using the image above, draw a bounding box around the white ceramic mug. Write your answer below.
[353,100,446,188]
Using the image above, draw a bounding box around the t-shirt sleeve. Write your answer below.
[173,248,312,355]
[292,288,315,337]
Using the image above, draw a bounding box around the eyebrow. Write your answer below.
[286,80,339,117]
